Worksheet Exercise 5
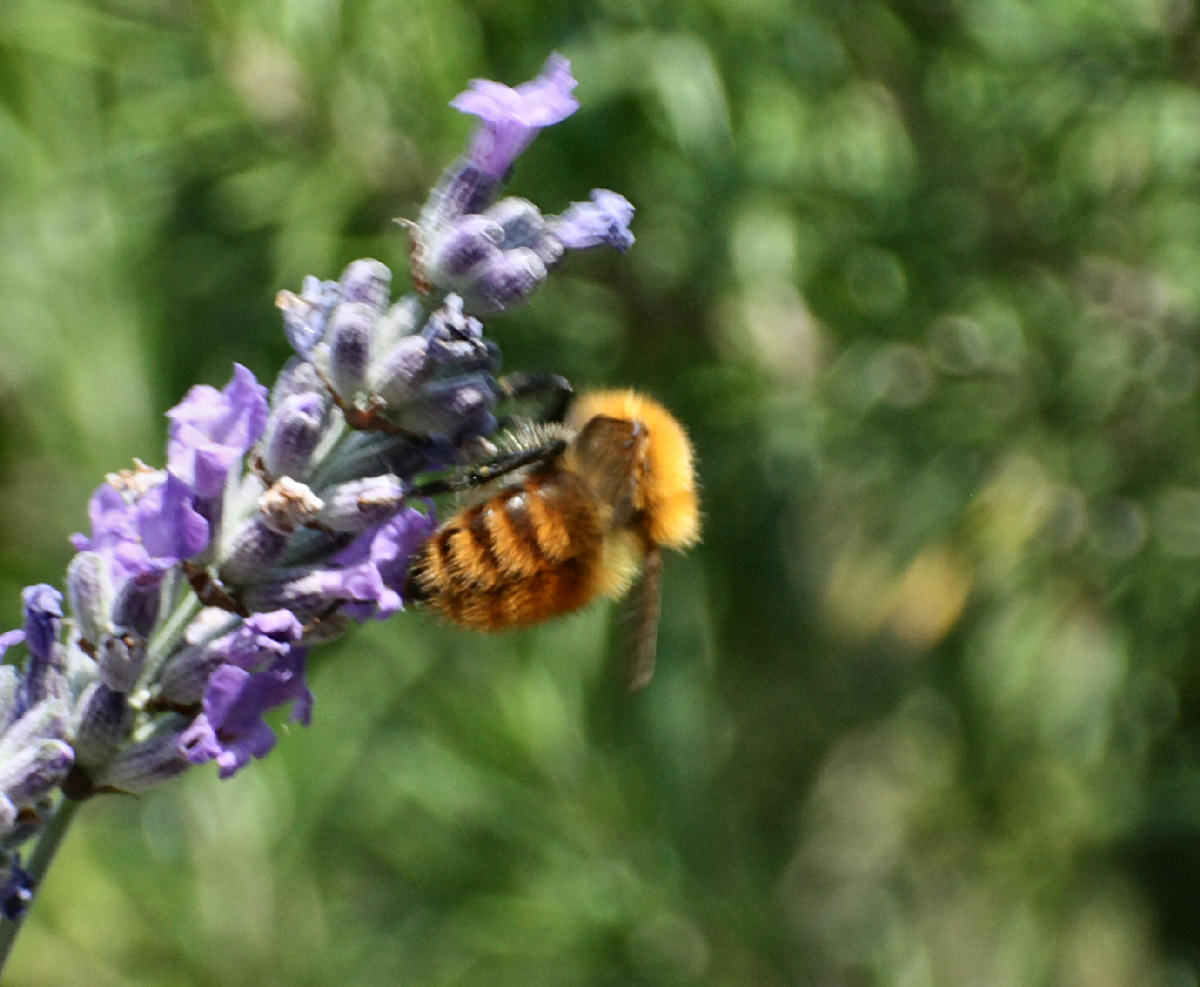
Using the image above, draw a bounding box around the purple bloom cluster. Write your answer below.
[0,54,634,921]
[416,54,634,315]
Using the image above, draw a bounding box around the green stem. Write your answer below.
[141,590,203,690]
[0,796,82,975]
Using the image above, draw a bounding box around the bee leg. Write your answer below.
[496,372,574,423]
[406,439,567,497]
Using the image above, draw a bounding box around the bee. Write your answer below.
[403,389,700,690]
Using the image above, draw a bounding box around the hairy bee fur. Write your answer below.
[403,390,700,659]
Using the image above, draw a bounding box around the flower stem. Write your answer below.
[0,796,82,975]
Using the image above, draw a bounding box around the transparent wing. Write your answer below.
[613,546,662,693]
[572,415,647,529]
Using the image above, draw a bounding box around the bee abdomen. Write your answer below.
[434,555,601,629]
[405,472,606,629]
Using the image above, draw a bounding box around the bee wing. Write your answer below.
[573,416,647,528]
[614,545,663,693]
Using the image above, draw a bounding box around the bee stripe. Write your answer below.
[483,489,545,576]
[419,527,457,592]
[524,476,577,560]
[463,505,505,586]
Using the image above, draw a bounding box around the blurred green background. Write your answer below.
[4,0,1200,983]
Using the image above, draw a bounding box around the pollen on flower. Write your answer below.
[105,459,161,498]
[258,478,325,535]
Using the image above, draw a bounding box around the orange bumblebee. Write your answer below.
[404,388,700,690]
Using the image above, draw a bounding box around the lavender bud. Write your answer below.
[71,683,132,768]
[430,334,498,375]
[425,215,503,283]
[262,392,328,480]
[111,577,162,638]
[156,610,240,704]
[239,571,339,623]
[91,719,191,792]
[66,551,112,646]
[374,335,431,406]
[21,585,62,662]
[419,161,500,231]
[469,247,548,314]
[272,357,332,411]
[0,738,74,807]
[157,643,222,705]
[317,475,407,533]
[239,560,395,624]
[0,699,68,754]
[185,607,241,645]
[390,374,498,439]
[484,197,546,248]
[97,633,146,692]
[24,643,68,709]
[219,518,289,586]
[327,302,375,399]
[338,259,391,311]
[276,275,340,355]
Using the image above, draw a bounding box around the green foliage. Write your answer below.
[4,0,1200,983]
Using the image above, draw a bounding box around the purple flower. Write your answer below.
[238,558,388,624]
[219,611,304,670]
[167,363,269,499]
[469,249,549,314]
[72,474,208,584]
[261,392,329,481]
[317,474,407,533]
[331,506,439,621]
[424,215,504,282]
[0,697,74,836]
[550,189,636,253]
[276,275,342,355]
[19,586,68,709]
[136,473,210,566]
[451,53,579,181]
[71,484,141,579]
[179,648,312,779]
[338,259,392,312]
[242,505,437,622]
[20,586,61,664]
[160,611,303,706]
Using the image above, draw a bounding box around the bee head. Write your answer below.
[565,390,700,550]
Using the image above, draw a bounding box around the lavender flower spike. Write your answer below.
[452,53,579,181]
[0,56,640,967]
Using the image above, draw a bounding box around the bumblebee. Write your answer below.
[403,388,700,690]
